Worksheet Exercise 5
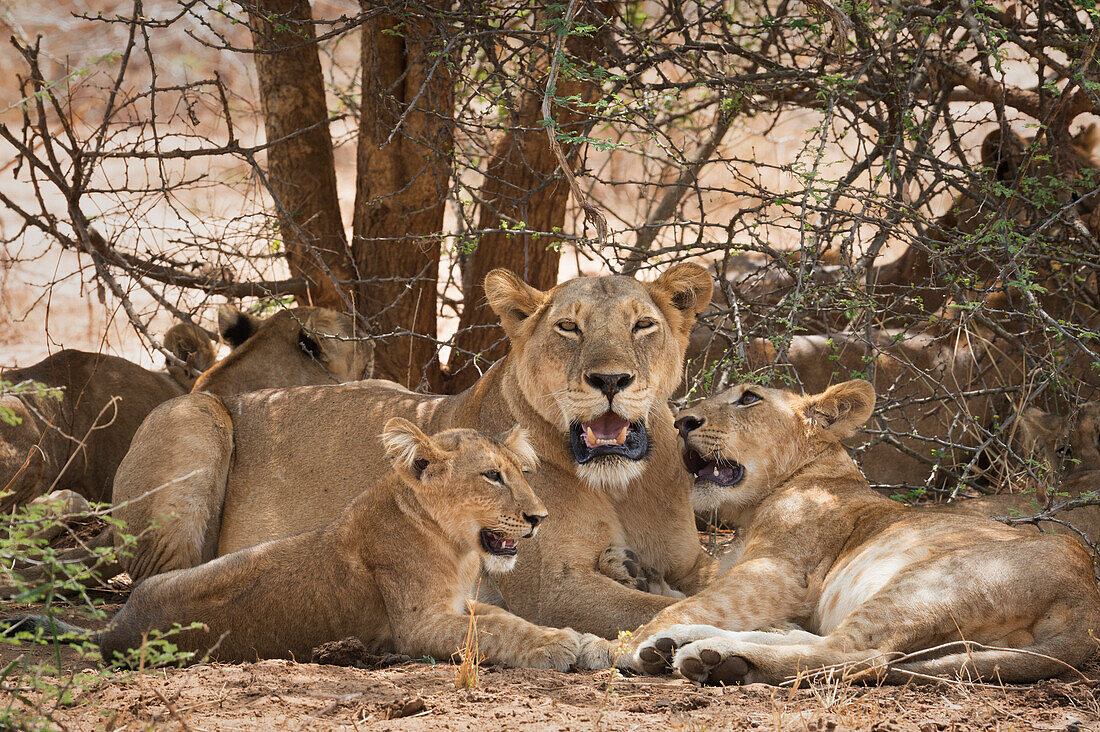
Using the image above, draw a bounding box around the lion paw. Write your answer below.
[528,628,583,672]
[598,546,656,592]
[634,624,728,675]
[674,638,755,686]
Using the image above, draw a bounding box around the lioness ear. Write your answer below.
[1074,123,1100,155]
[497,423,539,470]
[484,269,548,339]
[218,305,265,348]
[381,418,446,480]
[801,380,875,440]
[646,263,713,336]
[164,323,217,372]
[981,128,1026,183]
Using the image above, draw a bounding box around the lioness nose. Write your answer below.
[585,372,635,397]
[524,512,546,529]
[675,415,704,437]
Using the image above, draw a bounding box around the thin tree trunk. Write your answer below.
[444,9,612,391]
[249,0,352,309]
[352,4,453,389]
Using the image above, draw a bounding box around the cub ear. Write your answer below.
[801,379,875,440]
[164,322,217,373]
[484,269,549,339]
[381,418,447,480]
[646,262,713,335]
[217,305,265,348]
[497,423,539,470]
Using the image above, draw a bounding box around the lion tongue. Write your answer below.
[583,412,631,448]
[699,461,736,482]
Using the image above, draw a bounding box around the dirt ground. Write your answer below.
[2,599,1099,731]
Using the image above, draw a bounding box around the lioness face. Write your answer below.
[193,306,374,394]
[484,265,713,493]
[676,381,875,513]
[381,420,547,574]
[1020,402,1100,476]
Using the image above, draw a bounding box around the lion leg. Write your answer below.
[390,601,585,672]
[112,393,233,584]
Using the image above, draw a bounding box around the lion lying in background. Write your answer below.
[578,380,1100,685]
[0,322,216,509]
[96,420,595,668]
[942,402,1100,547]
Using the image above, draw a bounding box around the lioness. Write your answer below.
[944,402,1100,546]
[89,420,594,668]
[0,322,216,508]
[578,380,1100,684]
[111,266,717,638]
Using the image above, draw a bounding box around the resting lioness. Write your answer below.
[578,380,1100,684]
[111,265,717,638]
[96,420,593,668]
[0,322,216,509]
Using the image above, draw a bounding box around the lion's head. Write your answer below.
[675,380,875,513]
[484,264,713,493]
[191,305,374,394]
[1019,402,1100,477]
[381,418,546,574]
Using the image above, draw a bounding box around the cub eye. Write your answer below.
[633,318,657,333]
[556,320,580,335]
[483,470,503,483]
[738,391,761,406]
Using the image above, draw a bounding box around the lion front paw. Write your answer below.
[634,624,728,675]
[526,628,583,672]
[598,546,663,593]
[674,638,754,686]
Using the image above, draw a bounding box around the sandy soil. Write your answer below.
[2,598,1099,731]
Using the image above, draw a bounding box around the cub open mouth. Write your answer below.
[569,412,648,464]
[480,529,518,557]
[683,448,745,487]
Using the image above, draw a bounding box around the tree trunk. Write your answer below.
[444,10,612,391]
[249,0,352,309]
[352,3,454,389]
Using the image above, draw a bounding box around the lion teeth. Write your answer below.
[615,425,628,445]
[585,426,598,448]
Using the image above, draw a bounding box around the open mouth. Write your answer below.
[569,412,648,464]
[683,448,745,486]
[480,529,518,557]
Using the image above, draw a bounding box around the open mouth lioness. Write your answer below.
[682,447,744,487]
[570,412,648,463]
[479,528,519,557]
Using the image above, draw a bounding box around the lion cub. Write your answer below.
[99,419,592,669]
[580,381,1100,684]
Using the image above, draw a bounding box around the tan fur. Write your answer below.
[101,423,596,669]
[110,267,717,638]
[0,324,216,508]
[579,381,1100,685]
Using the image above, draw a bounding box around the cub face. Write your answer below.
[381,419,547,574]
[483,265,712,493]
[675,380,875,513]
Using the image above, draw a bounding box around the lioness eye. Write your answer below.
[738,391,760,406]
[483,470,503,483]
[556,320,580,334]
[633,318,656,333]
